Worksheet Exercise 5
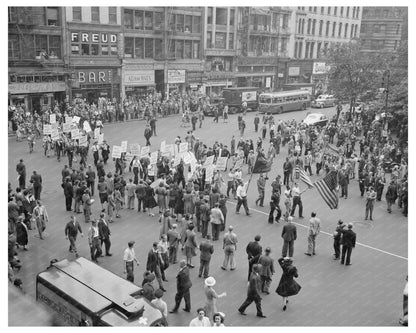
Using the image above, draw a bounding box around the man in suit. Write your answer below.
[16,159,26,189]
[64,215,83,257]
[169,260,192,313]
[98,212,112,256]
[135,180,147,212]
[85,165,96,197]
[167,224,180,264]
[281,216,297,258]
[62,177,74,212]
[198,235,214,278]
[30,170,42,200]
[333,220,345,260]
[341,223,356,266]
[147,242,166,291]
[126,178,136,209]
[246,235,262,281]
[238,264,266,318]
[258,247,275,294]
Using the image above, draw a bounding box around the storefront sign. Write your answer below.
[71,32,117,44]
[288,67,300,77]
[9,82,66,94]
[265,77,271,88]
[313,62,330,75]
[76,69,116,84]
[123,70,155,86]
[168,70,186,84]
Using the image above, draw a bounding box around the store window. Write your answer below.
[91,7,100,23]
[175,40,183,58]
[230,9,235,26]
[215,32,226,49]
[184,40,192,58]
[145,38,154,58]
[207,31,212,48]
[135,38,144,58]
[8,34,20,59]
[216,8,227,25]
[193,16,201,33]
[228,33,234,49]
[109,7,117,24]
[81,43,90,55]
[124,9,133,29]
[184,15,192,33]
[154,12,163,30]
[73,7,81,21]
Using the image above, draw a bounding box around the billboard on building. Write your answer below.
[168,70,186,84]
[313,62,330,75]
[288,67,300,77]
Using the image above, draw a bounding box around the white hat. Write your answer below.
[205,276,216,287]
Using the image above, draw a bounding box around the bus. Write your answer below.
[36,257,167,326]
[258,90,311,114]
[222,87,262,113]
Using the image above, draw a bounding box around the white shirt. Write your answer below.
[236,182,248,198]
[123,247,137,262]
[292,186,301,197]
[189,316,211,327]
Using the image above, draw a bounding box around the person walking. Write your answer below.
[236,179,250,216]
[204,277,227,320]
[184,224,198,268]
[30,171,42,200]
[82,189,92,223]
[268,190,282,224]
[210,203,224,241]
[238,264,266,318]
[221,225,238,271]
[87,219,102,263]
[255,174,266,207]
[304,212,321,256]
[62,177,74,212]
[198,235,214,278]
[189,308,211,327]
[146,242,166,292]
[340,223,356,266]
[290,182,306,218]
[258,247,275,294]
[364,186,376,220]
[144,124,152,146]
[333,220,345,260]
[169,260,192,313]
[281,216,297,258]
[246,235,262,281]
[385,181,398,213]
[97,212,112,256]
[15,216,29,251]
[16,159,26,190]
[167,224,180,264]
[85,165,96,197]
[64,215,83,257]
[276,257,301,311]
[32,200,48,240]
[123,241,140,282]
[126,178,136,209]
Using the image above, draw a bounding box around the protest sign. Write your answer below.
[205,165,215,181]
[233,158,244,170]
[215,157,228,171]
[125,152,134,164]
[164,144,174,156]
[79,135,88,147]
[98,133,104,145]
[94,128,100,139]
[204,155,215,167]
[51,129,59,141]
[183,152,192,165]
[174,144,179,157]
[179,142,188,154]
[65,116,73,124]
[140,146,150,158]
[43,124,52,135]
[50,114,56,124]
[83,121,92,133]
[130,143,141,156]
[112,145,122,159]
[150,151,158,165]
[160,141,166,153]
[73,116,80,123]
[63,123,71,133]
[121,141,128,153]
[173,154,181,167]
[71,128,80,140]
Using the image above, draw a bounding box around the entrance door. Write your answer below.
[31,96,41,113]
[155,70,164,98]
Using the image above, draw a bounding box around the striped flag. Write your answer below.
[295,166,314,188]
[313,170,339,209]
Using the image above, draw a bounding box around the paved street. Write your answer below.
[8,107,407,326]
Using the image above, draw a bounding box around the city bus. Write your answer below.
[258,90,311,114]
[222,87,262,113]
[36,257,167,326]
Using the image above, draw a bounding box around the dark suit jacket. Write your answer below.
[246,241,262,261]
[176,266,192,293]
[146,249,162,272]
[199,241,214,261]
[98,219,111,240]
[342,229,356,247]
[247,272,262,297]
[281,223,297,242]
[65,221,82,238]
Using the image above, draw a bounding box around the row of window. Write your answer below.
[124,37,200,59]
[238,65,275,73]
[298,6,360,18]
[298,18,359,39]
[206,32,234,49]
[361,23,401,35]
[9,34,61,60]
[8,7,60,26]
[72,6,117,24]
[207,7,235,26]
[361,39,400,51]
[71,36,118,56]
[293,41,330,59]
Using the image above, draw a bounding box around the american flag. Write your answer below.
[295,166,314,188]
[313,170,339,209]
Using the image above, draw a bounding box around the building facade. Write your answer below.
[359,7,406,53]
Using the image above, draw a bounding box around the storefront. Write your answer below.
[186,71,204,92]
[122,69,156,99]
[203,71,234,96]
[167,69,186,95]
[71,68,121,103]
[311,62,330,95]
[8,71,67,112]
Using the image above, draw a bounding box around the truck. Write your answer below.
[222,87,262,113]
[36,257,167,326]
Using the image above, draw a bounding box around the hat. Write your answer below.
[254,235,261,241]
[128,241,135,247]
[205,277,216,287]
[265,247,271,252]
[283,257,293,262]
[146,179,152,185]
[146,273,155,282]
[348,223,353,229]
[179,260,187,268]
[287,216,293,222]
[338,219,344,225]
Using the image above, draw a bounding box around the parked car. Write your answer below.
[311,94,337,108]
[303,113,329,127]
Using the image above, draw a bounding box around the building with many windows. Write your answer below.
[359,7,406,53]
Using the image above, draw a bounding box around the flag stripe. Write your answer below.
[295,166,314,188]
[313,171,339,209]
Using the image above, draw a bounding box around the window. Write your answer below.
[8,34,20,58]
[319,20,323,36]
[8,7,18,23]
[338,23,342,37]
[175,14,184,32]
[73,7,81,21]
[298,41,303,58]
[215,32,226,48]
[35,35,47,58]
[356,7,360,18]
[373,24,380,33]
[396,24,401,34]
[302,19,305,33]
[394,40,399,50]
[81,43,90,55]
[230,9,235,26]
[294,41,298,58]
[307,19,311,34]
[109,7,117,24]
[145,38,153,58]
[332,22,336,37]
[193,41,200,58]
[334,7,337,16]
[346,7,350,17]
[327,7,331,15]
[312,19,316,35]
[193,16,201,33]
[281,38,287,52]
[340,7,344,16]
[155,39,163,59]
[305,42,309,58]
[309,7,312,12]
[124,9,133,29]
[324,42,329,53]
[124,37,133,57]
[207,31,212,48]
[313,7,317,13]
[228,33,234,49]
[21,34,35,59]
[185,15,192,32]
[134,10,143,29]
[154,12,163,30]
[47,7,59,26]
[350,24,354,38]
[175,40,183,58]
[352,7,356,18]
[282,14,289,29]
[207,7,213,24]
[49,35,61,58]
[216,8,227,25]
[135,38,144,58]
[354,25,358,37]
[326,21,330,36]
[344,23,348,38]
[145,11,153,30]
[298,19,302,33]
[184,40,192,58]
[321,7,324,14]
[317,42,321,58]
[91,7,100,23]
[310,42,314,58]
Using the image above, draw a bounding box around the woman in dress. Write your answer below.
[167,183,178,216]
[174,185,185,222]
[114,188,123,218]
[159,210,172,239]
[275,257,301,311]
[155,182,167,215]
[183,189,195,218]
[15,216,28,251]
[203,277,226,321]
[144,179,157,217]
[184,223,197,268]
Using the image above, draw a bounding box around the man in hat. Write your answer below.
[167,224,180,264]
[365,186,376,220]
[255,174,266,207]
[340,223,356,266]
[169,259,192,313]
[238,264,266,318]
[98,212,112,256]
[246,235,262,281]
[281,216,297,258]
[258,247,275,294]
[304,212,321,256]
[222,225,238,271]
[87,219,102,263]
[65,215,83,258]
[124,241,139,282]
[198,235,214,278]
[16,159,26,190]
[333,220,345,260]
[146,242,166,291]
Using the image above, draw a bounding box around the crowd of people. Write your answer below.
[8,90,408,326]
